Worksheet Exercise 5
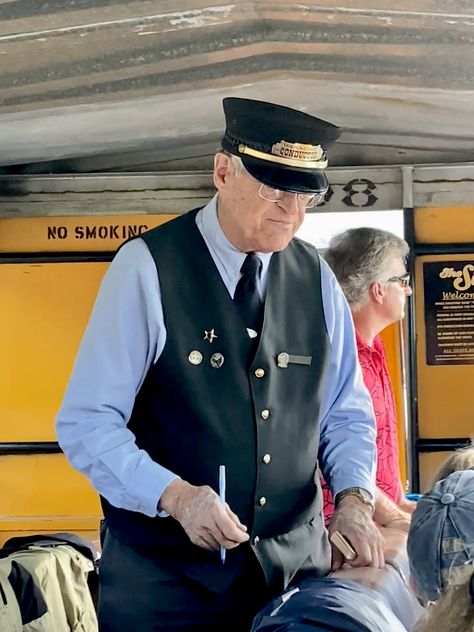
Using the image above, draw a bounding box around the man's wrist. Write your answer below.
[158,478,187,517]
[373,487,411,525]
[383,514,410,532]
[334,487,375,514]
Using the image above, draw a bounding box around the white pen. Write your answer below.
[219,464,226,564]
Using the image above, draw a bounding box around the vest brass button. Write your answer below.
[260,409,270,420]
[254,368,265,378]
[262,453,271,464]
[253,536,260,545]
[258,496,267,506]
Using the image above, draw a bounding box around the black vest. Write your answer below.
[102,209,331,593]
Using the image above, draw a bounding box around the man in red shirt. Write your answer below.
[322,227,416,530]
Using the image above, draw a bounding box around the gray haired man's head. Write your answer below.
[324,227,409,311]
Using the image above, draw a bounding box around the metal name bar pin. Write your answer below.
[219,465,226,565]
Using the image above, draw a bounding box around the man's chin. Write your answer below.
[258,230,297,253]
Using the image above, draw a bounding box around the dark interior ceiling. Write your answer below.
[2,0,474,173]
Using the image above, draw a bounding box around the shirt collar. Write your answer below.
[198,194,272,287]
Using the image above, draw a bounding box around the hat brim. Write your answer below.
[241,156,328,194]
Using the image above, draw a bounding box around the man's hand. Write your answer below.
[383,515,411,533]
[328,496,384,570]
[398,496,417,514]
[374,487,412,532]
[159,479,249,551]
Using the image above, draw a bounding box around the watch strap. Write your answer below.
[334,487,375,512]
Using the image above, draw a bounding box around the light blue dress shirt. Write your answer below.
[56,196,376,518]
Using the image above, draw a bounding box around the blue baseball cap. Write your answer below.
[407,469,474,602]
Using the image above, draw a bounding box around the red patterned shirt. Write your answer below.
[322,331,401,523]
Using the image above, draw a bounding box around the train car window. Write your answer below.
[296,209,403,249]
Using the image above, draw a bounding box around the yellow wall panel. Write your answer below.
[1,214,177,440]
[380,322,407,484]
[415,207,474,244]
[0,453,101,546]
[415,254,474,439]
[418,451,456,493]
[1,262,108,441]
[0,454,101,516]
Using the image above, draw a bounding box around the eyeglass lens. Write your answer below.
[259,184,326,208]
[387,274,410,287]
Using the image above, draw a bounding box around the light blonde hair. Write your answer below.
[432,440,474,487]
[413,564,474,632]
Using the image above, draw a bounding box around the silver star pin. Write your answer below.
[203,329,218,343]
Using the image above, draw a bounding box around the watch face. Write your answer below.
[359,489,373,502]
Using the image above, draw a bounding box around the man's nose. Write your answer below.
[405,285,413,296]
[278,192,300,214]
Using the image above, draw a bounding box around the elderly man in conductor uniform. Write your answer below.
[56,97,383,632]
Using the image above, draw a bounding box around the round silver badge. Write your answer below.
[188,350,203,365]
[210,352,225,368]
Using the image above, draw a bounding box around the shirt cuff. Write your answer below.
[156,476,182,518]
[124,459,179,517]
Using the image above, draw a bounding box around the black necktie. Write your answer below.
[234,253,263,332]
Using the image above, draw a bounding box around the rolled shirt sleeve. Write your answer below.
[317,257,377,498]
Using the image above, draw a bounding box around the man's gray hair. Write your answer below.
[324,227,409,311]
[218,148,246,175]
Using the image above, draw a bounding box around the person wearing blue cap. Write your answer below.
[407,467,474,632]
[56,97,383,631]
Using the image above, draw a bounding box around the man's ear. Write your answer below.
[213,152,233,190]
[369,281,385,305]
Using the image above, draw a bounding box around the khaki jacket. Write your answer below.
[0,557,23,631]
[8,545,98,632]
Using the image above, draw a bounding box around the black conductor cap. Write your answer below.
[221,97,340,193]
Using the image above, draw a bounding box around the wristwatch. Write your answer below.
[334,487,375,513]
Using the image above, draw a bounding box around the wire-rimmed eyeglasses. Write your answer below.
[258,183,327,209]
[386,273,411,288]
